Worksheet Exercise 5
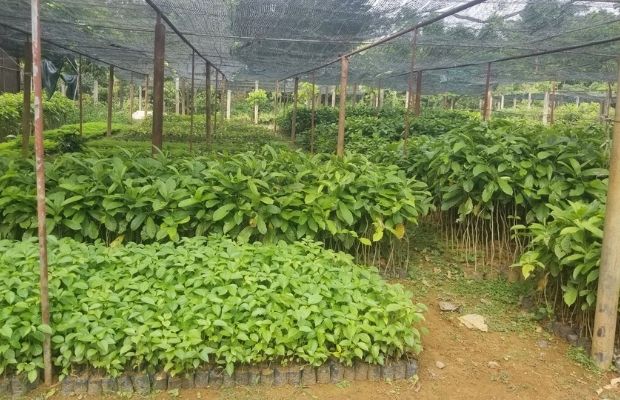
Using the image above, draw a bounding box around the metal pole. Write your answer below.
[107,65,114,136]
[291,76,299,143]
[21,39,32,157]
[592,59,620,369]
[205,63,212,143]
[189,51,194,153]
[336,56,349,157]
[414,71,422,116]
[404,29,418,154]
[78,55,83,134]
[310,72,316,154]
[152,12,165,154]
[482,62,491,121]
[31,0,52,385]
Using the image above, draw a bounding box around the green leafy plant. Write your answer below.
[0,235,426,379]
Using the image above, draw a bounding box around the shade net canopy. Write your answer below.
[0,0,618,95]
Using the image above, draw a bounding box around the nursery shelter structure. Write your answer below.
[1,0,620,384]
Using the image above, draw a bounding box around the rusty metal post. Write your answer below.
[482,62,491,121]
[152,12,165,154]
[21,39,32,157]
[189,51,195,153]
[404,29,418,155]
[107,65,114,137]
[31,0,52,386]
[592,60,620,369]
[291,76,299,143]
[336,56,349,157]
[310,72,316,153]
[78,55,83,134]
[205,63,212,143]
[414,71,422,116]
[214,72,219,136]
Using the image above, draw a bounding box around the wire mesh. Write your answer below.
[0,0,617,95]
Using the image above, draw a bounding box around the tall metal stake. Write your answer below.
[189,51,195,153]
[482,62,491,121]
[310,72,316,154]
[336,56,349,157]
[31,0,52,385]
[21,39,32,157]
[107,65,114,136]
[152,12,165,154]
[592,60,620,370]
[291,76,299,143]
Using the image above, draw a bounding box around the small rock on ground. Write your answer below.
[458,314,489,332]
[487,361,500,369]
[435,361,446,369]
[438,301,460,312]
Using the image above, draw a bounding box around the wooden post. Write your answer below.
[205,63,212,142]
[107,65,114,137]
[189,51,194,153]
[336,56,349,157]
[175,77,180,114]
[78,55,83,134]
[144,75,149,114]
[93,80,98,104]
[254,80,259,124]
[404,29,418,154]
[291,76,299,143]
[21,40,32,157]
[31,0,52,385]
[273,80,279,132]
[414,71,422,116]
[542,92,549,125]
[214,72,219,136]
[310,72,316,153]
[331,85,336,107]
[482,63,491,121]
[226,89,232,121]
[549,82,556,125]
[129,77,134,124]
[152,12,165,153]
[592,60,620,369]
